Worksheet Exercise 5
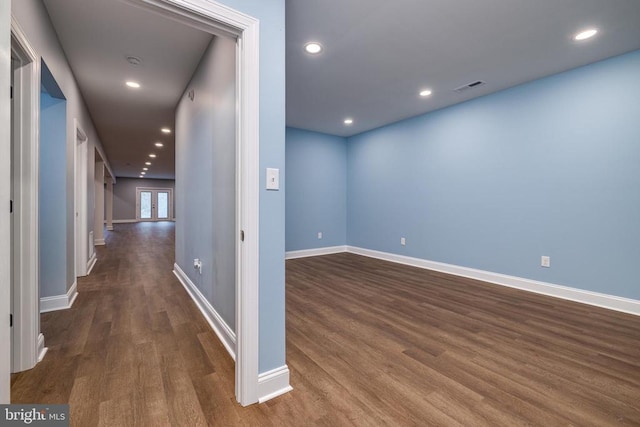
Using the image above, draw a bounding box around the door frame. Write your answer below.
[10,17,44,374]
[74,120,89,277]
[135,187,174,221]
[0,1,10,404]
[125,0,261,405]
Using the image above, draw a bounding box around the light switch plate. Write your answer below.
[266,168,279,190]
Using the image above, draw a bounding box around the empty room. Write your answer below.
[2,0,640,426]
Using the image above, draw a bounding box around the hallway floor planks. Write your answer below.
[10,222,640,426]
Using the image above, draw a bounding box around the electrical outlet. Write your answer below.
[541,256,550,268]
[401,237,406,246]
[317,232,323,239]
[194,258,203,274]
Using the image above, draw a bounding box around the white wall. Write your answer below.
[12,0,113,289]
[175,36,237,331]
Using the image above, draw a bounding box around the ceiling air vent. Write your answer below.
[453,80,486,93]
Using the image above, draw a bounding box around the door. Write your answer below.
[136,188,173,221]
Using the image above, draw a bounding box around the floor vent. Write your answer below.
[454,80,486,93]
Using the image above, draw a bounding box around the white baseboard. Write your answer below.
[40,280,78,313]
[347,246,640,316]
[37,333,47,362]
[68,280,78,308]
[258,365,293,403]
[285,245,347,260]
[87,252,97,275]
[94,238,105,246]
[112,219,138,224]
[173,263,236,360]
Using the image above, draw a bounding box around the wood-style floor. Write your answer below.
[11,223,640,426]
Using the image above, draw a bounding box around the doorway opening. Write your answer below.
[123,0,263,405]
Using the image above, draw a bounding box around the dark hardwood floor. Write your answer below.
[11,222,640,426]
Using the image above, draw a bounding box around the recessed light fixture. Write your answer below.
[419,89,432,97]
[145,162,151,165]
[574,28,598,41]
[143,167,148,171]
[304,42,323,54]
[149,154,157,158]
[141,171,146,175]
[344,118,354,125]
[160,127,171,134]
[154,142,164,147]
[125,81,140,89]
[139,175,143,178]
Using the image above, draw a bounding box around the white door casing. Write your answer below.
[0,0,12,403]
[74,121,89,277]
[123,0,262,405]
[10,17,44,374]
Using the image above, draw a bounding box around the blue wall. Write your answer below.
[220,0,287,374]
[39,92,67,298]
[176,0,286,374]
[347,50,640,300]
[285,128,347,251]
[176,37,237,331]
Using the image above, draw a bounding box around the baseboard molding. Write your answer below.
[173,263,236,360]
[285,245,348,260]
[40,280,78,313]
[258,365,293,403]
[68,280,78,308]
[347,246,640,316]
[87,252,97,275]
[94,238,105,246]
[37,333,47,362]
[112,219,138,224]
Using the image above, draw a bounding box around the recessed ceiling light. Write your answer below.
[160,127,171,134]
[139,175,143,178]
[304,42,323,54]
[574,28,598,41]
[149,154,157,158]
[126,81,140,89]
[141,171,146,175]
[419,89,432,97]
[143,167,148,171]
[145,162,151,165]
[154,142,164,147]
[344,118,354,125]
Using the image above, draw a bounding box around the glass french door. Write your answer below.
[136,187,173,221]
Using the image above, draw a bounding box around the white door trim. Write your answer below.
[1,1,12,403]
[124,0,262,406]
[10,17,43,374]
[74,120,89,277]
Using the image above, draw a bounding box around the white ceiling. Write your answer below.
[42,1,640,178]
[286,0,640,137]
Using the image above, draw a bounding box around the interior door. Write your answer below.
[136,188,173,221]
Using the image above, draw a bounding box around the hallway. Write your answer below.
[10,223,265,425]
